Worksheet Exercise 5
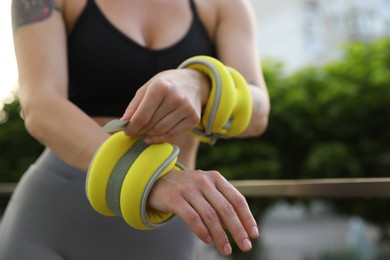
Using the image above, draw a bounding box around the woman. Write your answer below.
[0,0,270,259]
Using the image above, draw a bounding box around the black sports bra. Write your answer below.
[68,0,216,117]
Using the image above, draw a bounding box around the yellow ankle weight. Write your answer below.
[178,56,252,144]
[86,131,183,230]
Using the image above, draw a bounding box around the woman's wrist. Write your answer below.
[75,132,110,173]
[185,68,211,109]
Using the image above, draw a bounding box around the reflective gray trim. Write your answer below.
[175,161,187,170]
[102,119,129,133]
[85,141,104,200]
[140,145,181,229]
[178,58,222,136]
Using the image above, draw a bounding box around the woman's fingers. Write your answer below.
[169,197,213,245]
[148,170,257,256]
[123,84,164,136]
[216,177,260,239]
[121,85,147,122]
[183,188,232,256]
[136,94,199,139]
[179,171,257,255]
[202,181,253,252]
[189,171,256,254]
[142,108,199,143]
[122,70,202,139]
[196,171,258,253]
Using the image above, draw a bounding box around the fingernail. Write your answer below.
[243,238,252,251]
[224,243,232,255]
[251,226,259,237]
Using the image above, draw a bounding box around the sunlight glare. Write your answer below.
[0,0,18,104]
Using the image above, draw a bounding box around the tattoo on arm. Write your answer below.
[12,0,60,34]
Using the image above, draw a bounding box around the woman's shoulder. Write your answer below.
[195,0,254,39]
[196,0,253,24]
[201,0,252,12]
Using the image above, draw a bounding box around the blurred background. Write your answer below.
[1,0,390,259]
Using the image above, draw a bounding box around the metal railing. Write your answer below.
[231,177,390,198]
[2,177,390,198]
[0,183,16,196]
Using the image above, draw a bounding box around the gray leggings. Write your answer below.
[0,149,196,260]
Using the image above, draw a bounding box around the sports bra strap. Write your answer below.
[189,0,199,17]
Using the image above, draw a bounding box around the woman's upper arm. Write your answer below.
[12,0,68,100]
[214,0,270,136]
[214,0,264,88]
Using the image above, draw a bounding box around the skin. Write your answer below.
[12,0,270,256]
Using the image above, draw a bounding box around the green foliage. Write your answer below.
[264,40,389,180]
[0,100,44,183]
[198,38,390,183]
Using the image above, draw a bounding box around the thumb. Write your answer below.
[121,86,147,120]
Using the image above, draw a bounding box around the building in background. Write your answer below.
[251,0,390,72]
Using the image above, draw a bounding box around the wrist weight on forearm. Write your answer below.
[178,55,252,144]
[86,131,185,230]
[86,55,253,230]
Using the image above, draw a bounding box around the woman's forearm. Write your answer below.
[240,84,270,137]
[20,88,109,173]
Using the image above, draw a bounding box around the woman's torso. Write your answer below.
[62,0,219,168]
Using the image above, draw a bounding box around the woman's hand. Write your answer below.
[148,169,260,256]
[121,69,210,143]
